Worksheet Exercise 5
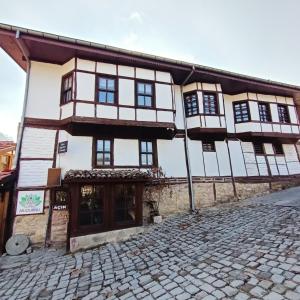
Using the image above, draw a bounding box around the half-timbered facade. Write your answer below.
[1,23,300,250]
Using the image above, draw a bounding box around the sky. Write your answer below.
[0,0,300,140]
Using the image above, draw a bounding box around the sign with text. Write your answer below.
[16,190,44,215]
[58,141,68,154]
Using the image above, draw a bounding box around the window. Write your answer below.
[258,102,272,122]
[136,82,153,107]
[97,77,116,104]
[253,142,265,155]
[140,141,154,166]
[202,141,215,152]
[95,139,112,167]
[203,93,218,115]
[184,93,198,117]
[273,143,284,155]
[233,101,250,123]
[278,104,290,123]
[61,74,73,104]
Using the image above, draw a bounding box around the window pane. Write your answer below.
[96,153,104,165]
[145,84,152,95]
[147,154,153,165]
[104,153,111,165]
[104,140,110,151]
[141,154,147,165]
[97,140,104,151]
[107,79,115,91]
[144,96,152,107]
[99,91,107,103]
[107,92,114,103]
[147,142,153,152]
[141,142,147,152]
[99,78,107,89]
[137,83,145,94]
[138,95,145,106]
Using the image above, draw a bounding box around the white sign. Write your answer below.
[16,190,44,215]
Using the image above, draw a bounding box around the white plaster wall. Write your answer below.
[257,94,276,102]
[119,107,135,120]
[76,103,95,117]
[283,144,299,162]
[182,83,197,93]
[155,84,173,109]
[156,71,171,83]
[236,123,261,132]
[61,102,74,119]
[197,91,204,114]
[256,156,269,176]
[215,141,231,176]
[205,116,221,128]
[96,105,118,119]
[218,93,224,114]
[264,143,274,155]
[21,128,56,158]
[276,96,286,104]
[261,123,273,132]
[292,126,300,134]
[228,140,247,176]
[114,139,139,166]
[174,85,184,129]
[56,132,93,176]
[288,106,298,124]
[136,109,156,122]
[281,125,292,134]
[202,83,217,91]
[203,152,219,176]
[287,162,300,174]
[267,156,279,176]
[188,140,205,176]
[96,62,117,75]
[157,111,173,123]
[118,65,134,77]
[249,101,259,121]
[26,61,61,119]
[77,59,95,72]
[223,95,235,133]
[135,68,155,80]
[270,104,279,122]
[187,116,200,128]
[76,72,95,100]
[61,58,75,74]
[119,79,135,106]
[286,97,294,105]
[18,160,53,187]
[157,139,187,177]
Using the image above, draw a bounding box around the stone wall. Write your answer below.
[50,210,69,245]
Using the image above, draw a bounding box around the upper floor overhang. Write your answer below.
[1,23,300,101]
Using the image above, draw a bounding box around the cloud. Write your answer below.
[128,11,143,24]
[120,32,140,50]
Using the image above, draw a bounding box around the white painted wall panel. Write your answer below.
[236,122,260,132]
[276,96,286,104]
[21,128,56,158]
[292,126,300,134]
[119,107,135,120]
[182,83,197,93]
[188,140,205,176]
[119,79,135,106]
[286,97,294,105]
[223,95,235,133]
[202,83,216,91]
[61,58,75,74]
[277,164,289,175]
[135,68,155,80]
[97,105,118,119]
[241,142,254,153]
[174,85,184,129]
[287,162,300,174]
[215,141,231,176]
[270,104,279,122]
[118,65,134,77]
[203,152,219,176]
[18,160,53,187]
[220,116,226,127]
[157,111,173,123]
[76,72,95,100]
[26,62,61,119]
[156,71,171,83]
[136,109,156,122]
[197,91,204,114]
[257,94,276,102]
[61,102,74,119]
[272,124,281,132]
[283,144,298,161]
[77,59,95,72]
[249,101,259,121]
[228,141,247,176]
[261,123,273,132]
[258,163,269,176]
[96,62,117,75]
[76,103,95,117]
[281,125,292,133]
[157,139,187,177]
[155,84,173,109]
[244,153,256,164]
[246,164,259,176]
[187,116,200,128]
[205,116,220,128]
[114,139,139,166]
[264,143,274,155]
[218,93,224,114]
[288,106,298,124]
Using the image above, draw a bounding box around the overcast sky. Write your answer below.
[0,0,300,140]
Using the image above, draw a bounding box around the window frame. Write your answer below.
[258,102,272,122]
[135,80,155,108]
[253,142,265,155]
[273,143,284,155]
[93,138,114,168]
[277,104,290,124]
[233,101,251,123]
[139,140,157,167]
[96,75,118,106]
[60,72,73,105]
[203,92,219,115]
[202,140,216,152]
[184,92,199,117]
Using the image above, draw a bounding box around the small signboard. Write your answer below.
[16,190,44,215]
[58,141,68,154]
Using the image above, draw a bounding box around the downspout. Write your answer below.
[180,66,196,212]
[13,30,31,169]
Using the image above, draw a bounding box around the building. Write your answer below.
[0,24,300,251]
[0,141,16,172]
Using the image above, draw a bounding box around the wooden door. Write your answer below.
[0,191,9,253]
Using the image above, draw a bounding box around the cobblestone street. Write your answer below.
[0,188,300,300]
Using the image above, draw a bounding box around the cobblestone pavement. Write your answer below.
[1,190,300,299]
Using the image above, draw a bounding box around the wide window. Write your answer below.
[140,141,154,166]
[95,139,112,167]
[97,77,116,104]
[253,142,265,155]
[61,74,73,104]
[258,102,272,122]
[233,101,250,123]
[278,104,290,123]
[136,82,153,107]
[202,141,215,152]
[203,93,218,115]
[273,143,284,155]
[184,93,198,117]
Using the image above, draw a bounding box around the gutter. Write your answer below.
[181,67,196,212]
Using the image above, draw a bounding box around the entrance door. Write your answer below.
[70,183,143,237]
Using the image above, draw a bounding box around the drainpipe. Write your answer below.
[13,30,31,169]
[181,66,196,212]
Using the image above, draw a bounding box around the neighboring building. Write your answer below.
[1,24,300,250]
[0,141,16,171]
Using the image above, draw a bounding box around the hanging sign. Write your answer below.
[16,190,44,215]
[58,141,68,154]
